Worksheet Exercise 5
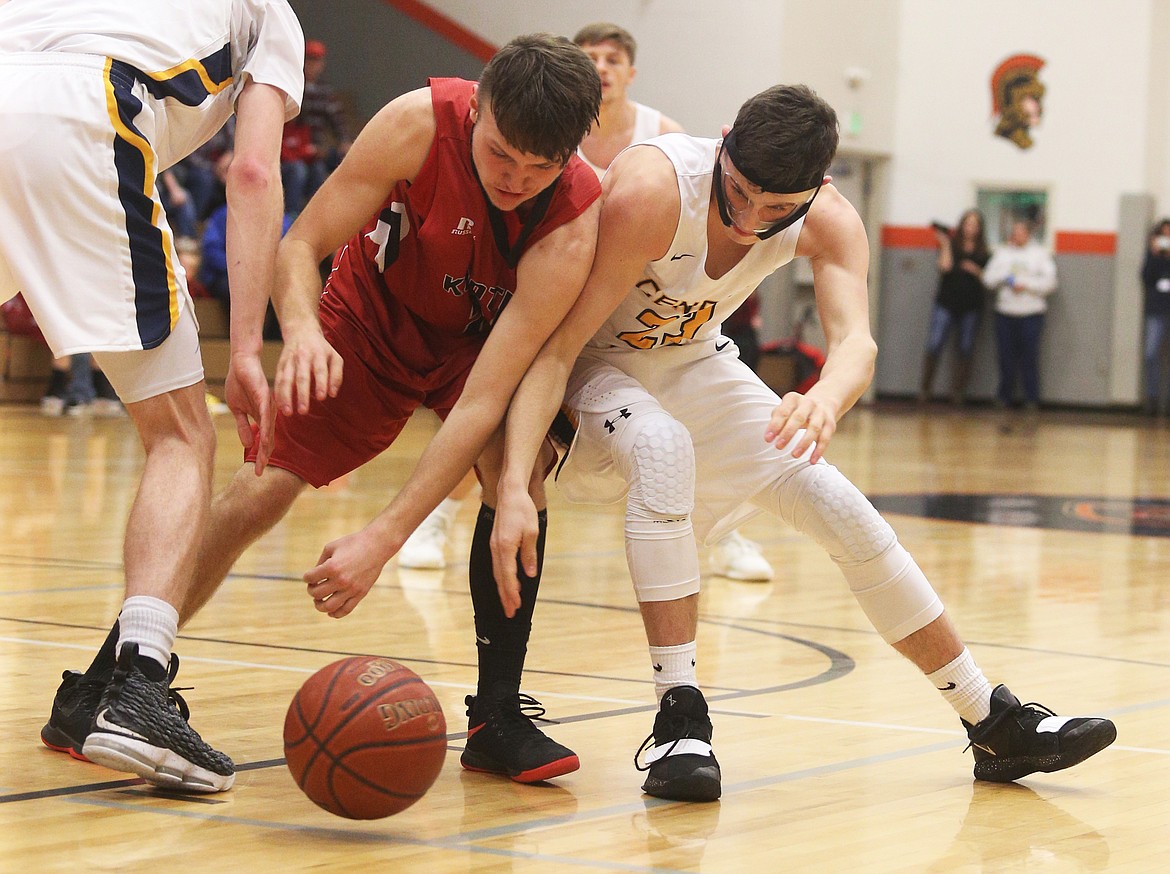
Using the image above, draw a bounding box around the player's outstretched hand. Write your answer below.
[303,529,388,619]
[763,390,838,464]
[490,489,539,619]
[274,324,343,417]
[225,352,275,474]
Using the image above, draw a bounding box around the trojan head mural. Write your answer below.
[991,54,1046,150]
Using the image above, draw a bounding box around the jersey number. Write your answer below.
[617,300,716,350]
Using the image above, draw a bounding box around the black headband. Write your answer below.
[722,128,823,195]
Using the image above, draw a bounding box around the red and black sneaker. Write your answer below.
[460,693,579,783]
[41,669,108,761]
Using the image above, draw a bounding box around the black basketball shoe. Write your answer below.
[41,669,109,761]
[81,643,235,792]
[962,684,1117,782]
[636,685,721,802]
[461,693,580,783]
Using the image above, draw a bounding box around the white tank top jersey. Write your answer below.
[577,101,664,178]
[585,133,803,353]
[0,0,304,170]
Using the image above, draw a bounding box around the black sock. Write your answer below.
[469,504,546,712]
[134,653,168,682]
[84,621,120,679]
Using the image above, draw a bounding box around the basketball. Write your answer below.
[284,656,447,819]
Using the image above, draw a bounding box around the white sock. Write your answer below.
[649,641,698,702]
[118,595,179,671]
[926,647,993,725]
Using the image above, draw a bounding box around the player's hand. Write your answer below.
[225,352,275,475]
[303,528,388,619]
[763,390,838,464]
[274,324,343,417]
[490,489,539,619]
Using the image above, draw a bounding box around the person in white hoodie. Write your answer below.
[982,218,1057,409]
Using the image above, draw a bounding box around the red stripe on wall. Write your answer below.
[881,225,937,249]
[1054,231,1116,255]
[381,0,497,62]
[883,225,1118,256]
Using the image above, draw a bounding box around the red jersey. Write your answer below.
[318,77,600,390]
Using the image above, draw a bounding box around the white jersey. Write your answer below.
[0,0,303,362]
[0,0,303,170]
[558,134,809,541]
[582,134,802,358]
[577,101,663,178]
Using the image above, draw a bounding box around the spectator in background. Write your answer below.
[158,168,198,242]
[281,39,351,215]
[983,218,1057,410]
[919,209,990,405]
[175,119,236,225]
[1141,218,1170,416]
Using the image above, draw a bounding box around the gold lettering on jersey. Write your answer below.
[617,299,718,350]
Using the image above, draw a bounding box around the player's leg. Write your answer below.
[460,432,579,783]
[181,464,307,624]
[562,376,720,801]
[53,310,235,790]
[752,450,1117,781]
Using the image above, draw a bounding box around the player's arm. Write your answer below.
[301,197,601,619]
[272,88,436,418]
[767,183,877,463]
[491,146,680,614]
[221,79,295,472]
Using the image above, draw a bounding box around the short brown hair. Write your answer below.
[572,22,636,64]
[729,84,839,193]
[478,33,600,165]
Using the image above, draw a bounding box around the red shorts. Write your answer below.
[244,325,475,488]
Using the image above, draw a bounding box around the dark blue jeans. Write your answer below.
[925,304,981,360]
[994,312,1045,405]
[1143,312,1170,406]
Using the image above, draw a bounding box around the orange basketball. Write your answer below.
[284,656,447,819]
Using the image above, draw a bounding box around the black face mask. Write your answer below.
[713,131,823,240]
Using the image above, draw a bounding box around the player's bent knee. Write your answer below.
[606,405,695,516]
[767,461,943,643]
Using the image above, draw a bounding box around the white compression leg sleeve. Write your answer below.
[762,460,943,643]
[582,402,701,603]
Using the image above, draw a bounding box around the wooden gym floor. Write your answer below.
[0,401,1167,872]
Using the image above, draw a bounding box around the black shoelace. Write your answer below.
[963,699,1056,754]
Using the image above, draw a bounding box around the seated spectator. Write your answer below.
[173,118,235,225]
[158,168,198,242]
[281,39,351,214]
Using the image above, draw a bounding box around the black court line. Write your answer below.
[3,620,852,808]
[1,589,857,696]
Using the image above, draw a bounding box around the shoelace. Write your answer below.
[633,714,693,773]
[105,654,194,721]
[165,653,193,720]
[464,693,558,727]
[963,699,1056,754]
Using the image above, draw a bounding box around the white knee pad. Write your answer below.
[768,461,943,642]
[586,402,700,603]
